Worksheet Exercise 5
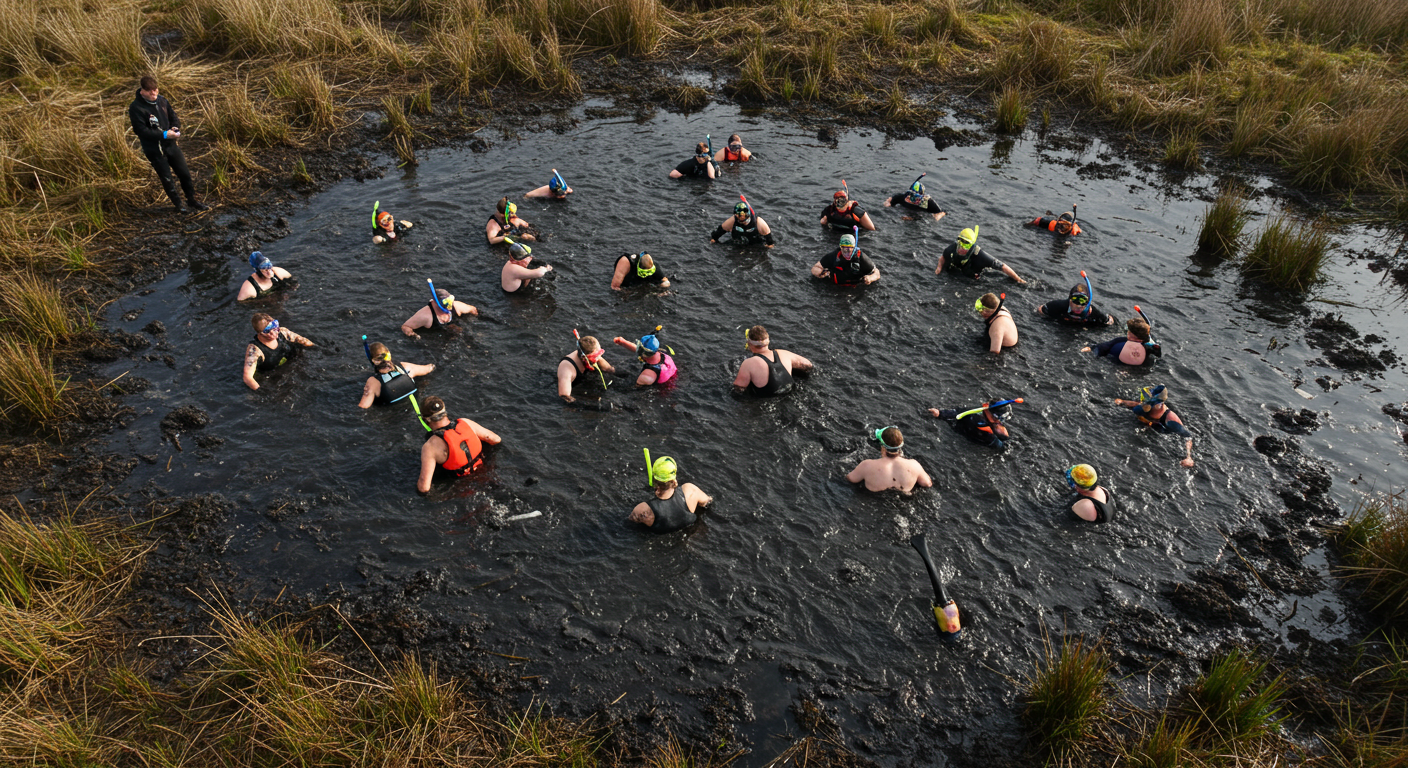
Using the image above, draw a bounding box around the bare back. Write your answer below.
[846,455,932,493]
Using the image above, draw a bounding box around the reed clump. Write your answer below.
[1189,648,1285,741]
[993,86,1029,133]
[1023,633,1110,759]
[1162,129,1200,169]
[1,272,80,346]
[0,338,69,425]
[1196,184,1250,257]
[1338,492,1408,622]
[1241,216,1330,290]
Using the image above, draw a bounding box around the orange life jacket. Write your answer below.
[434,418,483,475]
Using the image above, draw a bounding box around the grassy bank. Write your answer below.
[1,0,1406,426]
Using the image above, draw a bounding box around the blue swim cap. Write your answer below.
[249,251,273,270]
[640,334,660,353]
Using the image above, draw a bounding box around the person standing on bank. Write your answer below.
[128,76,209,214]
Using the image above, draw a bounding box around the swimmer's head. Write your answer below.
[728,133,742,148]
[434,288,454,312]
[746,325,769,348]
[577,335,601,355]
[638,334,661,356]
[652,456,678,485]
[249,251,273,271]
[1138,385,1168,407]
[497,197,516,218]
[1127,318,1151,341]
[987,402,1013,421]
[509,242,532,261]
[875,426,904,454]
[422,396,448,423]
[838,233,856,255]
[549,174,565,192]
[956,226,979,251]
[905,183,927,204]
[834,189,848,203]
[368,341,393,367]
[1068,285,1090,307]
[1054,212,1075,235]
[377,211,394,229]
[735,201,751,218]
[251,313,277,334]
[695,142,709,159]
[975,292,1000,313]
[635,253,656,278]
[1066,464,1098,490]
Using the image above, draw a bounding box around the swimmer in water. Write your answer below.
[714,133,752,163]
[371,203,414,244]
[242,313,315,391]
[416,396,501,494]
[710,201,774,247]
[812,233,880,285]
[629,455,712,532]
[883,174,946,221]
[1081,318,1156,365]
[1113,385,1195,468]
[557,334,617,403]
[976,292,1018,354]
[612,328,677,386]
[846,426,933,494]
[935,227,1026,284]
[486,197,535,245]
[401,287,478,339]
[928,401,1014,449]
[732,325,812,396]
[669,142,717,179]
[501,241,553,293]
[236,251,293,301]
[1036,280,1115,327]
[1065,464,1114,523]
[1029,210,1082,235]
[358,341,434,409]
[611,252,671,290]
[524,168,573,199]
[819,188,876,231]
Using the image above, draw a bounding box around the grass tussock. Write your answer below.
[1126,712,1196,768]
[0,337,69,425]
[1338,491,1408,622]
[994,86,1029,133]
[1189,648,1285,741]
[1,272,80,346]
[1023,632,1110,759]
[1241,215,1330,290]
[269,63,338,131]
[1196,184,1250,257]
[1162,129,1200,169]
[200,79,292,148]
[988,18,1082,89]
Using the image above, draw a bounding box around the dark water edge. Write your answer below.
[37,86,1408,765]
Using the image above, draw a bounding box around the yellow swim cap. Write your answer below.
[1069,464,1098,489]
[652,456,677,483]
[957,226,979,247]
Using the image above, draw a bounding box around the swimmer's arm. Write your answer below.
[668,169,684,179]
[636,368,657,386]
[710,220,730,242]
[706,162,716,180]
[1001,264,1026,284]
[685,483,713,508]
[524,184,552,198]
[934,255,945,275]
[787,352,813,372]
[863,266,880,284]
[859,212,876,231]
[1035,303,1048,316]
[610,258,629,290]
[1113,398,1137,407]
[357,378,377,409]
[401,310,428,339]
[597,358,616,373]
[403,362,435,377]
[882,195,897,207]
[466,418,501,446]
[452,300,479,317]
[730,362,753,391]
[242,346,261,390]
[485,220,505,244]
[1091,337,1120,357]
[373,233,387,244]
[236,281,256,301]
[275,267,293,279]
[629,502,654,526]
[556,361,575,402]
[280,327,315,347]
[712,149,726,163]
[845,463,866,483]
[1182,438,1194,467]
[988,329,1003,355]
[916,463,934,488]
[758,218,775,246]
[659,275,670,288]
[416,441,438,494]
[612,337,638,352]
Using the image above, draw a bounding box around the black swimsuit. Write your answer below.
[426,301,455,331]
[244,273,286,297]
[373,363,417,405]
[646,491,696,532]
[745,350,793,396]
[1069,488,1116,523]
[251,334,292,372]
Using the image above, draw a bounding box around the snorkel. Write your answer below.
[644,447,652,486]
[427,278,452,314]
[634,252,656,279]
[953,398,1023,422]
[1071,270,1094,317]
[911,533,962,639]
[739,193,755,221]
[906,172,928,204]
[550,168,566,194]
[1133,305,1164,358]
[372,200,381,230]
[873,426,903,453]
[361,334,372,362]
[973,292,1006,315]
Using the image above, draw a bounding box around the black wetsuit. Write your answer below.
[372,221,411,240]
[426,301,455,331]
[617,254,667,288]
[745,350,793,396]
[128,90,198,209]
[1039,299,1112,327]
[372,364,417,405]
[645,491,696,532]
[1133,405,1192,437]
[937,409,1006,449]
[819,249,876,286]
[674,157,716,178]
[251,334,292,372]
[940,243,1003,279]
[1069,488,1115,523]
[820,202,867,230]
[244,272,287,298]
[886,193,944,214]
[713,216,774,245]
[486,214,526,243]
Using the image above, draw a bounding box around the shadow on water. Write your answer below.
[97,101,1408,764]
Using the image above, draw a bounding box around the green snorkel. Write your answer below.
[644,447,652,487]
[372,200,380,230]
[953,398,1024,422]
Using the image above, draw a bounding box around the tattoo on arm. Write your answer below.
[244,346,260,370]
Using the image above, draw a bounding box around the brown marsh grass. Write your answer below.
[0,338,68,424]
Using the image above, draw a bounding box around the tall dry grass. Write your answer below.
[0,338,69,424]
[1,272,80,346]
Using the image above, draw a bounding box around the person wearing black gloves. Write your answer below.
[128,76,208,214]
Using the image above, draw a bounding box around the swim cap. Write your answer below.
[634,252,656,278]
[639,334,661,353]
[651,456,677,483]
[734,201,750,216]
[1139,385,1168,405]
[1067,464,1098,489]
[957,227,979,248]
[378,211,393,227]
[509,242,531,259]
[839,234,856,248]
[549,176,564,192]
[249,251,273,270]
[834,190,848,199]
[911,179,925,193]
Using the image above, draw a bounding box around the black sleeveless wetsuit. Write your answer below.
[244,272,286,297]
[745,350,793,396]
[646,491,696,532]
[426,301,455,331]
[1069,488,1116,523]
[373,363,417,405]
[251,334,292,372]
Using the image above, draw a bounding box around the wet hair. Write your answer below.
[1069,284,1088,297]
[422,396,448,421]
[728,134,742,143]
[654,478,678,493]
[1127,318,1151,341]
[368,342,392,366]
[496,196,510,215]
[979,293,1000,310]
[1054,218,1074,234]
[695,142,709,155]
[638,254,654,270]
[880,426,903,452]
[250,312,273,332]
[435,288,452,304]
[747,325,769,345]
[578,335,600,354]
[139,75,157,91]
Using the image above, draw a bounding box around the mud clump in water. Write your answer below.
[1307,313,1388,372]
[1272,407,1321,434]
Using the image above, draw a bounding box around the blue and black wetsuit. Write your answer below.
[373,363,417,405]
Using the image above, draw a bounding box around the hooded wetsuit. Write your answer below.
[819,248,876,286]
[645,491,696,532]
[372,363,417,405]
[745,350,793,396]
[1069,488,1115,523]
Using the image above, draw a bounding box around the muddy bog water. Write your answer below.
[95,101,1408,763]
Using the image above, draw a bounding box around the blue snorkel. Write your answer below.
[551,168,566,193]
[1077,270,1094,317]
[427,278,451,313]
[361,334,372,362]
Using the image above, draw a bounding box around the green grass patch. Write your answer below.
[1190,648,1285,741]
[1241,216,1329,290]
[1023,632,1110,759]
[1197,184,1250,257]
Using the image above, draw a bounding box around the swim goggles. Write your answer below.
[261,319,280,334]
[1068,293,1090,307]
[973,298,988,312]
[377,212,394,227]
[504,201,517,218]
[437,296,454,312]
[905,190,926,204]
[873,426,903,450]
[374,350,393,363]
[728,142,742,152]
[635,253,656,278]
